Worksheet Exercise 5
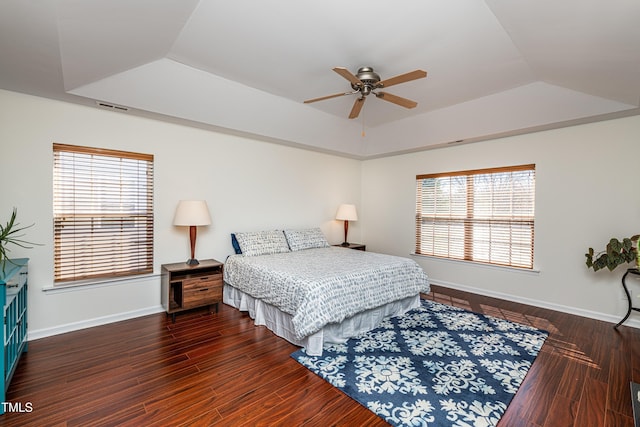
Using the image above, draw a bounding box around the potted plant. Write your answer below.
[0,208,37,269]
[585,235,640,272]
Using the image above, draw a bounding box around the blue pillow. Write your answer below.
[231,233,242,254]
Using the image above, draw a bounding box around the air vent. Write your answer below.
[95,101,129,112]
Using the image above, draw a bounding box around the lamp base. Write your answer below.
[186,258,200,266]
[341,242,350,247]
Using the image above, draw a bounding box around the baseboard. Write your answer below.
[27,280,640,341]
[27,305,165,341]
[430,278,640,330]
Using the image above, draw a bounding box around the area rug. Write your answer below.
[291,299,548,427]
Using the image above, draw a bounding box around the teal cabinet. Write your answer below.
[0,258,28,414]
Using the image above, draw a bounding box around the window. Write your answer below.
[415,164,535,269]
[53,144,154,283]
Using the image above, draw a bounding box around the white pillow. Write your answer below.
[284,228,330,251]
[234,230,291,256]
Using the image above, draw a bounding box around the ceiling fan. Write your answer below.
[304,66,427,119]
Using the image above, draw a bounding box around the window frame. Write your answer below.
[53,143,154,284]
[415,164,535,269]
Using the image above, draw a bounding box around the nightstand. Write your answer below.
[333,243,366,251]
[161,259,223,322]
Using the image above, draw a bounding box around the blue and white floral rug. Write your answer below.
[291,299,548,427]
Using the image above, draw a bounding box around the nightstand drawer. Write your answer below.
[183,275,221,290]
[183,285,222,308]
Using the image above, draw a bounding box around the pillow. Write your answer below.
[234,230,291,256]
[284,228,330,251]
[231,233,242,254]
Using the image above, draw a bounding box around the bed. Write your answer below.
[223,228,430,355]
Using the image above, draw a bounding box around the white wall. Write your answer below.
[0,89,362,338]
[362,115,640,326]
[3,87,639,338]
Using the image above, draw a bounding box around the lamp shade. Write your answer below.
[173,200,212,226]
[336,204,358,221]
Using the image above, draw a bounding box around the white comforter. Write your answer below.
[223,247,430,339]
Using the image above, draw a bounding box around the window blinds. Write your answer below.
[53,144,154,283]
[415,164,535,269]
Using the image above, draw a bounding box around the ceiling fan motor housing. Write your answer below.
[352,67,381,94]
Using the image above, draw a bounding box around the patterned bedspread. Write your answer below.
[223,247,430,339]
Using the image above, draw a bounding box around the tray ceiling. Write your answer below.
[1,0,639,158]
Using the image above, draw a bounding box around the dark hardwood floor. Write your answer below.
[2,284,639,426]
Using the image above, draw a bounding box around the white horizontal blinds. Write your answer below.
[416,164,535,269]
[53,144,154,283]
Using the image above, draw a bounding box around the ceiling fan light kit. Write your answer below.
[304,66,427,119]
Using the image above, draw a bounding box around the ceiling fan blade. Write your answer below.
[333,67,362,86]
[377,69,427,88]
[349,97,365,119]
[375,92,418,109]
[304,92,351,103]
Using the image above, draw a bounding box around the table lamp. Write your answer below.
[336,204,358,246]
[173,200,212,265]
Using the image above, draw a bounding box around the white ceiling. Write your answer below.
[1,0,639,158]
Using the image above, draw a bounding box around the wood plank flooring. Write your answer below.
[2,284,639,426]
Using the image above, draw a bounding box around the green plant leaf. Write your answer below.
[608,238,622,255]
[594,254,607,271]
[586,235,640,273]
[0,208,39,267]
[585,251,593,268]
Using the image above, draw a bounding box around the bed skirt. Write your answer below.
[223,282,421,356]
